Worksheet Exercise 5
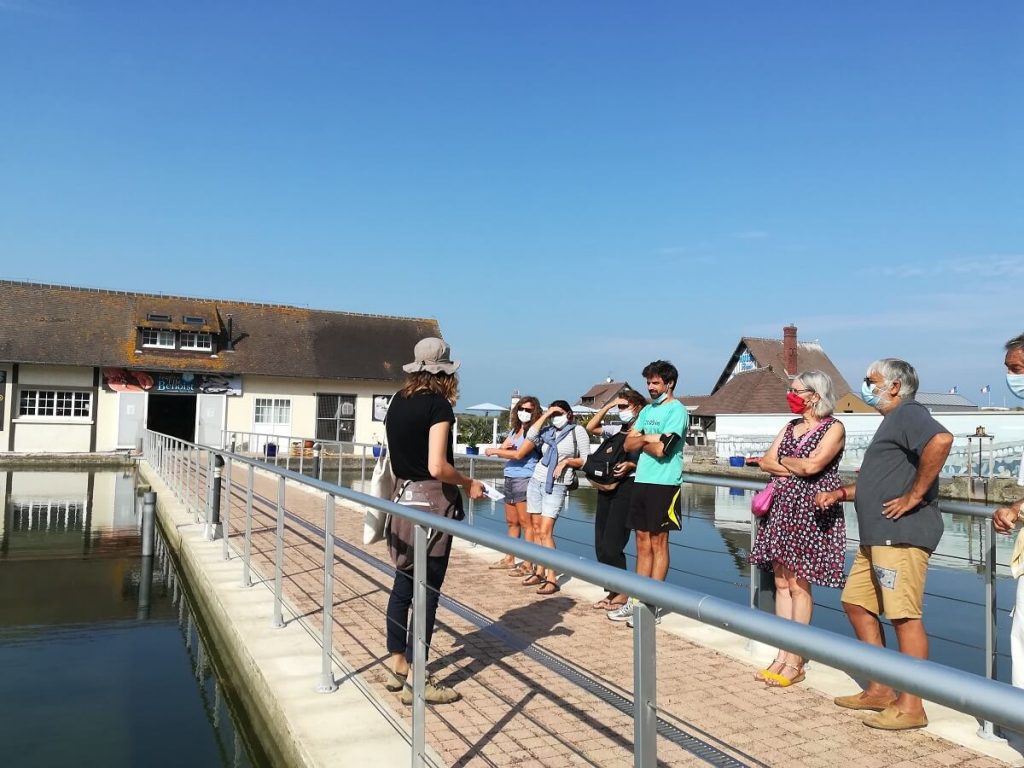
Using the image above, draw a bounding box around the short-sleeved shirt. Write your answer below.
[855,399,950,551]
[632,399,688,486]
[385,390,455,482]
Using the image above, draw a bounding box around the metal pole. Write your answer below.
[314,443,323,482]
[318,495,338,693]
[980,519,1000,739]
[633,601,657,768]
[142,492,156,557]
[222,457,232,560]
[138,550,154,620]
[243,464,253,588]
[273,475,285,628]
[210,454,224,541]
[360,445,367,485]
[411,523,427,767]
[299,444,305,477]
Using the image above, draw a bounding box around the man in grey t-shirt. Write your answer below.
[815,358,952,731]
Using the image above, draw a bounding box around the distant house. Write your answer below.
[0,280,438,452]
[916,393,979,412]
[684,326,857,440]
[577,379,636,411]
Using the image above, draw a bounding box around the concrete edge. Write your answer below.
[140,462,446,768]
[452,537,1024,767]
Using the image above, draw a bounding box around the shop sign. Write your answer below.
[103,368,241,396]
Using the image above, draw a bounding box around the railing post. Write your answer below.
[273,475,286,628]
[209,453,224,540]
[632,601,657,768]
[980,518,1001,740]
[318,495,338,694]
[411,523,428,767]
[360,444,367,485]
[314,443,323,481]
[221,456,232,559]
[243,464,254,588]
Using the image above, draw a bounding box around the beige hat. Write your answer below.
[402,337,460,375]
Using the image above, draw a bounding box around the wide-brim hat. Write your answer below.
[402,337,460,375]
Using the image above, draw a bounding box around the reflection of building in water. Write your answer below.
[1,471,138,558]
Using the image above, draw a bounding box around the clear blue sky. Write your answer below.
[1,2,1021,407]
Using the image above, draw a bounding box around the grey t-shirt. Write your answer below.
[855,400,949,551]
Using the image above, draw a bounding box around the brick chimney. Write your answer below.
[783,325,798,376]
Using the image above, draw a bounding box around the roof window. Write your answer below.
[183,315,206,325]
[146,312,172,322]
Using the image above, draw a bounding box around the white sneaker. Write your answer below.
[626,607,662,628]
[607,600,634,622]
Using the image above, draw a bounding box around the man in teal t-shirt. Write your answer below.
[608,360,689,625]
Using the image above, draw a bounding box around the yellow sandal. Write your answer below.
[763,662,805,688]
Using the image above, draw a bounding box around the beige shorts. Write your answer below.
[840,545,930,620]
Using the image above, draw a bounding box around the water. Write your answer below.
[309,459,1014,681]
[0,470,270,768]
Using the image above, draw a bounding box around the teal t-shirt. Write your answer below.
[633,399,688,486]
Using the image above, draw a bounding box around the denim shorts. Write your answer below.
[503,476,530,504]
[526,477,568,519]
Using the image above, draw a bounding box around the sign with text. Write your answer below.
[103,369,241,396]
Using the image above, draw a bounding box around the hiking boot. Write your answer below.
[626,608,662,628]
[607,599,634,622]
[400,675,461,705]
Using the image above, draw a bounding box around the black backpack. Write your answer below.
[582,430,629,490]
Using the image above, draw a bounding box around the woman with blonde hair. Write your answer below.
[749,370,846,688]
[485,395,543,573]
[383,338,484,705]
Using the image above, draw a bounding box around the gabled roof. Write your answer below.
[577,380,634,409]
[0,280,441,381]
[699,366,793,415]
[712,337,852,397]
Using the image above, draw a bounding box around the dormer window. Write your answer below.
[141,329,176,349]
[183,315,206,325]
[146,312,173,323]
[180,331,213,351]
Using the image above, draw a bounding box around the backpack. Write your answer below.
[582,430,629,491]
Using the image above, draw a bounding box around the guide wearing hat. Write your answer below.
[402,337,460,375]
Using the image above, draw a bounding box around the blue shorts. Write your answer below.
[503,476,530,504]
[527,477,568,519]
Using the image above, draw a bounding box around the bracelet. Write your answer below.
[839,487,848,501]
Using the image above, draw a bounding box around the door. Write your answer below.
[196,394,226,448]
[117,392,147,448]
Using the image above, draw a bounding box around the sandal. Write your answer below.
[489,559,516,570]
[507,565,531,577]
[536,580,560,596]
[754,656,785,682]
[763,662,805,688]
[592,598,612,610]
[522,573,544,587]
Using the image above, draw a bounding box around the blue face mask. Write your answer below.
[652,392,667,404]
[1007,373,1024,399]
[861,379,882,408]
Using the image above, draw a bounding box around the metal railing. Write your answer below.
[145,429,1024,766]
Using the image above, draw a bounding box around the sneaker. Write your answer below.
[625,608,662,628]
[607,600,634,622]
[400,675,461,705]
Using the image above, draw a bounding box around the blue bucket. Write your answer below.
[728,456,745,468]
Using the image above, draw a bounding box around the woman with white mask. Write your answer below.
[484,395,543,574]
[584,389,648,610]
[522,400,590,595]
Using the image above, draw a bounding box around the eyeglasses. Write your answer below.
[787,388,813,394]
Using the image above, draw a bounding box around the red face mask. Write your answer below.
[786,392,808,414]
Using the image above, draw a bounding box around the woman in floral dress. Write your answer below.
[749,370,847,687]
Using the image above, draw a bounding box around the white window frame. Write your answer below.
[253,397,291,427]
[18,389,93,419]
[141,329,176,349]
[180,331,213,351]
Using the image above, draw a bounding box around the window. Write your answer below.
[19,389,92,418]
[141,329,176,348]
[254,398,291,425]
[316,394,356,442]
[183,315,206,325]
[180,331,213,351]
[146,313,172,322]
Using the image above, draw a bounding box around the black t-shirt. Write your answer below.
[385,390,455,482]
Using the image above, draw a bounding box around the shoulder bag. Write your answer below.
[365,421,398,545]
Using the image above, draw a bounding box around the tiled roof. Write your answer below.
[0,280,441,381]
[713,337,853,397]
[699,366,793,415]
[917,392,979,409]
[577,380,634,409]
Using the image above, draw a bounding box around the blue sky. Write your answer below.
[1,2,1021,407]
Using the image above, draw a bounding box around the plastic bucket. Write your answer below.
[264,443,278,458]
[728,455,745,467]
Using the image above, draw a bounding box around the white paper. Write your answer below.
[481,482,505,502]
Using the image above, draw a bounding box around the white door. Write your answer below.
[117,392,147,448]
[196,394,226,448]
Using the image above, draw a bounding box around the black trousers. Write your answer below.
[594,477,634,572]
[385,548,451,663]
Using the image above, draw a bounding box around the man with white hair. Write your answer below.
[815,358,953,731]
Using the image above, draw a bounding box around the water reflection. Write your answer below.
[0,470,269,768]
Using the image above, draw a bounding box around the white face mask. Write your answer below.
[517,410,532,423]
[551,415,569,429]
[618,409,635,424]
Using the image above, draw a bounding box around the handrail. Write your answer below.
[149,429,1024,740]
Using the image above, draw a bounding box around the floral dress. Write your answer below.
[749,418,846,588]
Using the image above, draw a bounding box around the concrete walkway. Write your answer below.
[183,459,1020,767]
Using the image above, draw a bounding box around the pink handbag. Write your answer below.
[750,418,834,518]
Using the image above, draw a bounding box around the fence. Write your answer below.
[146,429,1024,766]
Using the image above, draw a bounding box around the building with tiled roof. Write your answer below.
[0,281,440,452]
[576,380,636,411]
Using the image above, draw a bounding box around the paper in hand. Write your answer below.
[481,482,505,502]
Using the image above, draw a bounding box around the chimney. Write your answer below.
[783,324,798,376]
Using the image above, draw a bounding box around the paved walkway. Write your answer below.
[208,464,1009,768]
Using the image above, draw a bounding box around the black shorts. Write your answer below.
[627,483,682,533]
